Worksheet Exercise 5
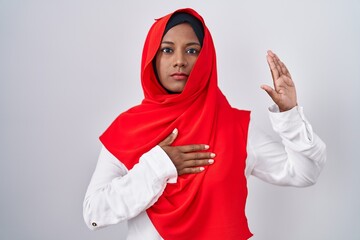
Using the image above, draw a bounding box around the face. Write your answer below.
[155,23,201,93]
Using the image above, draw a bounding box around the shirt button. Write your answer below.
[92,222,97,227]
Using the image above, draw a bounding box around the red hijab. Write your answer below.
[100,8,253,240]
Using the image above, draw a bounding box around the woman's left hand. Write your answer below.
[261,50,297,112]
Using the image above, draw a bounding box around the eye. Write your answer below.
[186,48,200,55]
[161,47,173,54]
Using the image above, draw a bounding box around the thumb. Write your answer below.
[159,128,178,147]
[261,84,278,101]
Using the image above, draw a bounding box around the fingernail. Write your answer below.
[210,153,216,158]
[172,128,178,134]
[208,159,214,164]
[199,167,205,171]
[204,145,210,149]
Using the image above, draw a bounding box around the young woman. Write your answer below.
[83,8,326,240]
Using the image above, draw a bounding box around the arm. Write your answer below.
[83,130,214,230]
[246,50,326,186]
[246,105,326,187]
[83,145,177,230]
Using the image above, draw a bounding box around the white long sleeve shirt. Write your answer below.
[83,105,326,239]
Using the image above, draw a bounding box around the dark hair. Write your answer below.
[164,12,204,46]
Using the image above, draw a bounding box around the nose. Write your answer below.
[173,52,187,68]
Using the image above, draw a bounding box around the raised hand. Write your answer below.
[261,50,297,112]
[158,129,215,176]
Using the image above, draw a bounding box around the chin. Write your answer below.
[167,89,183,94]
[166,87,184,94]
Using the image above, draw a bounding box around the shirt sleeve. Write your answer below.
[83,145,177,230]
[245,105,327,187]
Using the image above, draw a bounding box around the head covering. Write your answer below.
[153,12,204,82]
[100,8,252,240]
[164,12,204,45]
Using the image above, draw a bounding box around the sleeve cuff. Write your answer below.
[140,145,178,183]
[268,104,314,142]
[269,104,304,129]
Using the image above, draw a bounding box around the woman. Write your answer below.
[83,8,326,240]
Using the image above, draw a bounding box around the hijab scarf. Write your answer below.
[100,8,253,240]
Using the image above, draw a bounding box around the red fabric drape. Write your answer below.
[100,8,253,240]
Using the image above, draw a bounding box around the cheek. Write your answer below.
[155,54,161,74]
[155,57,171,89]
[155,55,168,77]
[188,58,198,71]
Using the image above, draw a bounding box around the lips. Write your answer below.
[171,72,189,80]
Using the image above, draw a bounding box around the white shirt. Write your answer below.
[83,105,326,239]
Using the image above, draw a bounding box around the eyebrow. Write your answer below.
[161,41,201,47]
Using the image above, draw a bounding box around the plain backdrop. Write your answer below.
[1,0,359,239]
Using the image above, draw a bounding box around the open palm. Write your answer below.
[261,50,297,112]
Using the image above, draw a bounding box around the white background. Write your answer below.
[1,0,359,239]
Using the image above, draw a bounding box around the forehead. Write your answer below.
[162,23,199,42]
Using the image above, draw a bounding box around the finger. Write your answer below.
[261,84,279,102]
[178,144,210,153]
[183,152,216,161]
[278,60,288,75]
[268,51,294,84]
[266,54,279,81]
[273,53,292,79]
[179,166,205,175]
[269,51,285,77]
[183,159,215,168]
[267,50,276,58]
[275,56,290,78]
[158,128,178,147]
[272,53,284,77]
[278,60,292,79]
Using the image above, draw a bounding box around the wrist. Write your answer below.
[279,103,297,112]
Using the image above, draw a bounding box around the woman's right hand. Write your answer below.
[158,128,215,176]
